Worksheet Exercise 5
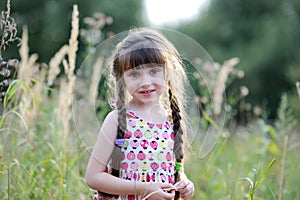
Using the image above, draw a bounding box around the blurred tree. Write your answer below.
[176,0,300,118]
[1,0,145,62]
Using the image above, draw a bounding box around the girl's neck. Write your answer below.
[128,99,162,111]
[127,100,167,123]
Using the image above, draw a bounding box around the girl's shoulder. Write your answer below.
[97,110,119,143]
[102,110,118,127]
[106,109,118,119]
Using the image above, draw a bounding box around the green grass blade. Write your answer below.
[3,79,19,108]
[256,158,276,188]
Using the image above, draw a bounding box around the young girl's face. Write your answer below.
[123,65,166,106]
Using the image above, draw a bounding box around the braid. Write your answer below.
[169,88,184,200]
[97,81,126,198]
[111,82,126,176]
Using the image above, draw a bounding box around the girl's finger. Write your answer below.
[160,190,175,200]
[160,182,177,190]
[179,183,194,199]
[174,181,186,189]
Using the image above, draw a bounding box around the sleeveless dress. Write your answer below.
[94,110,176,200]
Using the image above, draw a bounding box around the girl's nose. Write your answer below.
[139,74,151,87]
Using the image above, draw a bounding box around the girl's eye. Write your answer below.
[128,71,139,78]
[150,68,161,76]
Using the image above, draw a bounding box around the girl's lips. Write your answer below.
[139,90,155,95]
[140,90,155,93]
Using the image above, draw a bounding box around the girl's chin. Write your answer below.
[131,99,160,107]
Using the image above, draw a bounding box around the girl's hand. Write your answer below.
[174,178,194,200]
[141,182,176,200]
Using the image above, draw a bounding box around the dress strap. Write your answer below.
[126,110,138,118]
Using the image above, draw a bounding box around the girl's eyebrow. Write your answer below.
[127,68,140,72]
[152,66,163,68]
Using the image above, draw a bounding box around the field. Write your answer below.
[1,3,300,200]
[1,91,299,199]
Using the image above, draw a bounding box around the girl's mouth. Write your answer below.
[140,90,155,94]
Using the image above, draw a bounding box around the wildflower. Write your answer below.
[240,85,249,97]
[80,12,113,46]
[253,105,262,117]
[193,57,202,66]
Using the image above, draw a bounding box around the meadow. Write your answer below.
[1,3,299,200]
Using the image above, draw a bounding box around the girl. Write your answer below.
[86,28,194,200]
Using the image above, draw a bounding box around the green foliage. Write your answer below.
[185,125,300,200]
[5,0,145,62]
[176,0,300,118]
[237,158,276,200]
[0,77,90,199]
[1,1,299,199]
[275,93,297,134]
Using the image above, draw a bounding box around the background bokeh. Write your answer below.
[1,0,299,199]
[3,0,299,119]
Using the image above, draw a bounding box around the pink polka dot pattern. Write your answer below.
[119,111,175,185]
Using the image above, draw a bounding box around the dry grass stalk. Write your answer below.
[278,135,288,200]
[17,25,39,132]
[55,4,79,140]
[57,75,74,137]
[213,57,239,115]
[88,57,103,105]
[47,4,78,85]
[31,63,48,118]
[67,4,79,79]
[47,45,68,86]
[18,25,39,83]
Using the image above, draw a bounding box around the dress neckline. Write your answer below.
[126,110,172,125]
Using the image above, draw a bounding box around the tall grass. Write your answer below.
[0,1,299,199]
[0,4,90,199]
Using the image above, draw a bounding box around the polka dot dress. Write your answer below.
[120,111,175,185]
[95,110,175,200]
